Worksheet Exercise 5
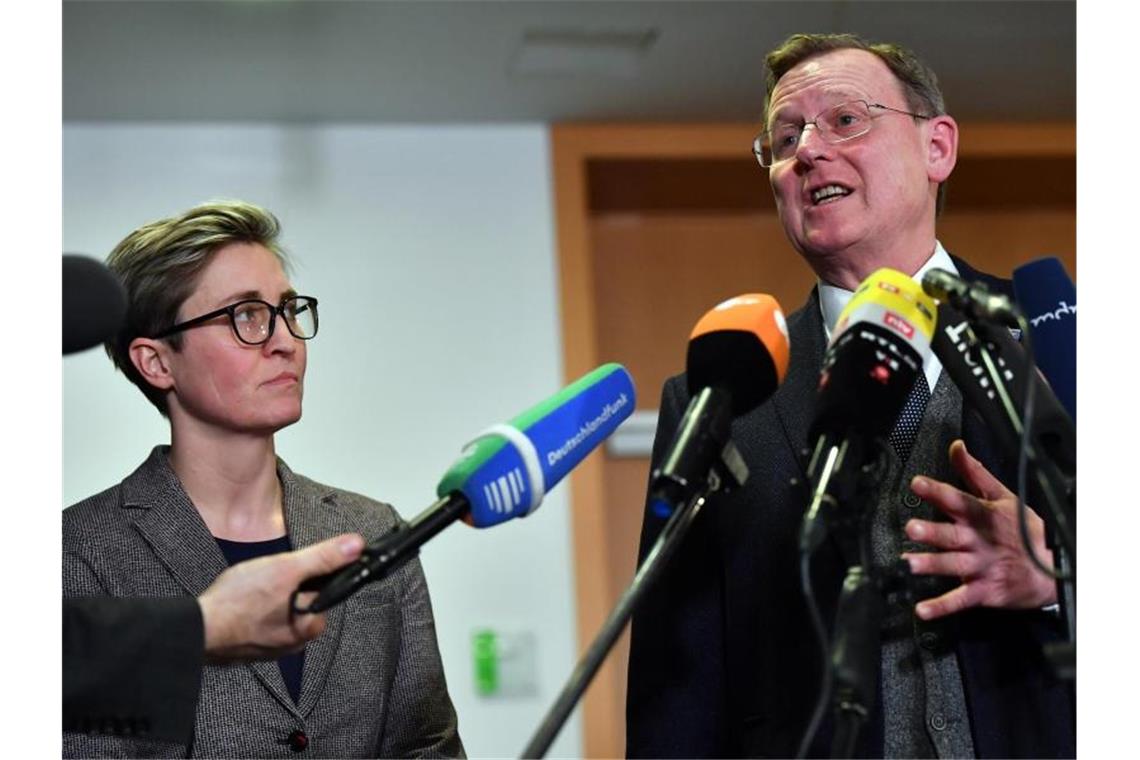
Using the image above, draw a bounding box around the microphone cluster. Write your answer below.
[791,261,1077,756]
[922,263,1075,556]
[284,257,1075,759]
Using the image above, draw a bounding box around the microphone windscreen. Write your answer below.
[1012,257,1076,420]
[686,294,790,416]
[437,363,636,528]
[63,255,127,355]
[834,268,936,359]
[812,269,936,439]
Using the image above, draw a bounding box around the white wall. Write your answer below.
[64,123,582,758]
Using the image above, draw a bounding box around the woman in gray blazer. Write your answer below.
[63,200,464,759]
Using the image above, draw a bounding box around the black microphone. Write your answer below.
[921,267,1020,326]
[650,293,791,515]
[929,302,1075,552]
[800,269,937,551]
[63,255,127,355]
[521,293,791,759]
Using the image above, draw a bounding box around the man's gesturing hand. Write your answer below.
[902,440,1056,621]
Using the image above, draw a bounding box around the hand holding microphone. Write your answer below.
[200,534,366,662]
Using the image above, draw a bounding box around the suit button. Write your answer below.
[287,730,309,752]
[919,631,939,650]
[930,713,948,732]
[903,492,922,508]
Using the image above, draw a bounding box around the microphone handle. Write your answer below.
[300,493,470,613]
[520,489,710,759]
[800,431,874,554]
[649,387,734,513]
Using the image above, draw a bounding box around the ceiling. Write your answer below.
[63,0,1076,125]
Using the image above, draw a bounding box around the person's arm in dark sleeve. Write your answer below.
[63,534,365,744]
[63,596,204,743]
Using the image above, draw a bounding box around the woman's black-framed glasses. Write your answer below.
[152,295,319,346]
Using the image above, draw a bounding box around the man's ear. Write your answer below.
[926,114,958,184]
[128,337,176,391]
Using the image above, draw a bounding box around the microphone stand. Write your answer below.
[796,434,897,759]
[823,444,888,759]
[828,564,884,759]
[520,439,748,759]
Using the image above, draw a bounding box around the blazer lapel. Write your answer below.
[122,447,298,715]
[123,447,229,598]
[276,461,361,717]
[771,287,827,476]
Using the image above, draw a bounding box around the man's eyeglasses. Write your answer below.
[753,99,931,168]
[152,295,319,346]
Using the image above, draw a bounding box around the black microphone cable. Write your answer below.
[794,439,889,759]
[1011,315,1072,582]
[796,529,832,760]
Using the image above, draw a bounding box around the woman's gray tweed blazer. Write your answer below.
[63,446,464,759]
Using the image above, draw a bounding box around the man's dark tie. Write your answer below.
[888,375,931,461]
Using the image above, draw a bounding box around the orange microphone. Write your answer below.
[652,293,791,515]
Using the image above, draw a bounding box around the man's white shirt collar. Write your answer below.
[817,241,957,393]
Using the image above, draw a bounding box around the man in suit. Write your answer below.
[626,33,1073,758]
